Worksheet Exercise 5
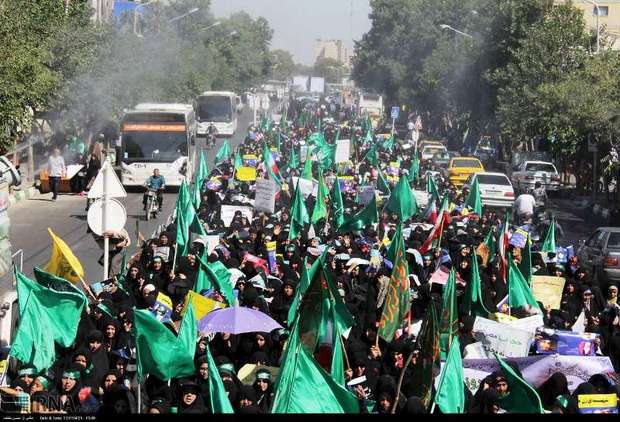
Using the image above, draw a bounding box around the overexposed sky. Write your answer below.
[210,0,372,65]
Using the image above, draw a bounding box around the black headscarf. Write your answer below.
[537,372,569,410]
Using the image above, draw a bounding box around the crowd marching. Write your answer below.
[2,98,620,415]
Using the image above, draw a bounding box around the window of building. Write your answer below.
[594,6,609,17]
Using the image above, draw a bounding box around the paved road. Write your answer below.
[7,109,254,284]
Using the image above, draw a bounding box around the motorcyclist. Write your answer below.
[143,169,165,212]
[206,123,218,148]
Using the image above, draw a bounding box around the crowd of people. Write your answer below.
[3,97,620,415]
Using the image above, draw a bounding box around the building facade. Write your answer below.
[314,39,350,67]
[554,0,620,49]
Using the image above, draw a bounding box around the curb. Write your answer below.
[8,186,39,208]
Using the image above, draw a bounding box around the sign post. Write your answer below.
[588,136,598,202]
[390,106,400,136]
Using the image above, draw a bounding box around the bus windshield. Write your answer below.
[196,96,233,123]
[122,131,188,163]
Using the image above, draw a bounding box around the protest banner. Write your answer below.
[460,355,615,394]
[358,185,376,205]
[150,292,173,323]
[291,177,317,199]
[236,166,257,181]
[473,316,534,358]
[254,179,276,213]
[509,227,529,248]
[429,266,466,286]
[532,276,565,310]
[204,235,220,256]
[220,205,254,227]
[578,394,618,414]
[266,241,277,273]
[242,154,258,167]
[387,161,400,177]
[154,246,171,262]
[504,314,545,335]
[182,290,226,321]
[206,177,223,191]
[463,342,491,359]
[338,176,356,193]
[300,145,316,162]
[335,139,351,163]
[413,190,429,208]
[535,328,599,356]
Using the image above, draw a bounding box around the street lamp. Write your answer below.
[199,21,221,31]
[169,7,199,23]
[584,0,601,53]
[439,24,474,38]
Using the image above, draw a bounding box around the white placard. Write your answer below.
[335,139,351,163]
[463,342,491,359]
[254,179,276,214]
[473,316,534,358]
[413,189,429,207]
[504,314,545,335]
[291,177,317,199]
[205,235,220,255]
[220,205,254,227]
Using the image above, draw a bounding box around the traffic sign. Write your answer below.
[87,198,127,236]
[88,161,127,199]
[391,106,400,120]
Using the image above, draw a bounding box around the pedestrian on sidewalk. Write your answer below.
[47,148,66,201]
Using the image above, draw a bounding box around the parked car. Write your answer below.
[577,227,620,288]
[511,160,561,194]
[464,172,515,208]
[448,156,484,187]
[421,144,448,161]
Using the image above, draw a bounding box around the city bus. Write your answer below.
[195,91,238,137]
[119,103,196,187]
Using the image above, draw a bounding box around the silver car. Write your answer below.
[577,227,620,286]
[511,161,561,194]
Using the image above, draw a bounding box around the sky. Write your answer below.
[210,0,372,65]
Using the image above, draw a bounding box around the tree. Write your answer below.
[271,49,297,81]
[313,57,346,84]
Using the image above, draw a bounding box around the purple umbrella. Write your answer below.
[198,306,283,335]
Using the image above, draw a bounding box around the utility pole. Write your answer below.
[585,0,601,53]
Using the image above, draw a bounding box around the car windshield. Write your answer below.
[122,131,187,163]
[424,146,446,155]
[196,96,233,123]
[477,174,511,185]
[453,159,481,168]
[525,163,556,173]
[607,233,620,248]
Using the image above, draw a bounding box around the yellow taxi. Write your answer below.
[448,157,484,187]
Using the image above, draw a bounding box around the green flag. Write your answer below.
[205,345,234,413]
[408,156,420,183]
[33,267,87,300]
[385,176,418,221]
[271,323,359,413]
[427,172,439,200]
[134,302,197,381]
[483,229,497,259]
[508,256,541,311]
[302,149,313,180]
[234,149,243,171]
[439,268,458,359]
[289,179,310,240]
[495,353,544,413]
[12,269,87,373]
[215,140,231,164]
[380,134,395,151]
[541,216,556,253]
[409,301,440,408]
[331,177,345,230]
[330,328,346,387]
[195,255,235,306]
[518,234,533,286]
[175,181,195,257]
[338,195,378,234]
[363,144,377,166]
[434,337,465,414]
[377,170,391,195]
[312,170,329,224]
[192,151,209,209]
[464,177,483,215]
[288,147,299,170]
[378,223,410,342]
[463,253,491,318]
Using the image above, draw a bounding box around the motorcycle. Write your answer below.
[145,188,160,221]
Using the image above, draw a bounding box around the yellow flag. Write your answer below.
[236,166,257,181]
[182,290,226,321]
[44,228,85,283]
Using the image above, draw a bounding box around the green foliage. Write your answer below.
[271,49,297,81]
[313,57,346,83]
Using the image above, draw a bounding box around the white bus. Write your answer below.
[119,103,196,187]
[195,91,238,137]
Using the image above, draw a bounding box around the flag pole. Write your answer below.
[339,336,351,371]
[79,275,97,302]
[391,349,415,414]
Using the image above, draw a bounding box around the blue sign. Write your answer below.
[391,106,400,120]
